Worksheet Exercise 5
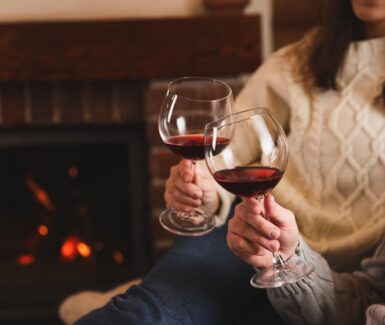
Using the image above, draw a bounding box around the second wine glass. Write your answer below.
[204,107,313,288]
[158,77,233,236]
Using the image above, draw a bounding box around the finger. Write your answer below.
[193,170,211,193]
[264,194,295,227]
[177,159,194,182]
[234,200,281,240]
[229,218,280,251]
[194,163,214,189]
[243,197,263,215]
[236,208,281,241]
[173,176,202,198]
[165,182,201,208]
[227,232,269,256]
[164,191,194,212]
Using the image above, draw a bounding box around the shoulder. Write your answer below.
[248,29,316,86]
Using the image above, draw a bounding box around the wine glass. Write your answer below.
[158,76,233,236]
[204,107,313,288]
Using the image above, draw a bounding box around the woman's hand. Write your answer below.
[227,194,299,269]
[164,159,219,214]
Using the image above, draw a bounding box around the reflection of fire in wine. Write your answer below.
[214,166,283,197]
[165,134,230,160]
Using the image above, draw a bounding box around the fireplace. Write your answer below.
[0,124,150,324]
[0,77,151,324]
[0,11,261,324]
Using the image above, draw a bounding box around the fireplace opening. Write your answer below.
[0,125,150,324]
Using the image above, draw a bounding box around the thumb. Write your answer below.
[264,194,290,227]
[193,164,209,192]
[179,159,194,182]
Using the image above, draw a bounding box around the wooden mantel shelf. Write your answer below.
[0,14,261,81]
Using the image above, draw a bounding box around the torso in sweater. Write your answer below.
[233,34,385,271]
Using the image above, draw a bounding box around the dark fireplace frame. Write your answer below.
[0,124,150,324]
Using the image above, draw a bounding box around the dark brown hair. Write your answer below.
[305,0,385,102]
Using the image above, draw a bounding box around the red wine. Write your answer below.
[165,134,230,160]
[214,166,283,197]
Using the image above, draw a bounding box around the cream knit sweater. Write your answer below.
[213,34,385,272]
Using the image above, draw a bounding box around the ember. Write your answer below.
[17,254,35,265]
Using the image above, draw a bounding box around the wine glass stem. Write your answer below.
[272,251,286,269]
[257,195,286,269]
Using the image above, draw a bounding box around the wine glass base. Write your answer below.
[159,208,216,236]
[250,260,314,289]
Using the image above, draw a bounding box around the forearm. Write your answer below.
[267,237,383,325]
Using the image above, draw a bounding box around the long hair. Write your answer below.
[304,0,385,102]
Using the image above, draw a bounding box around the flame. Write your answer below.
[38,225,49,236]
[17,254,35,265]
[61,236,79,261]
[113,251,125,264]
[77,242,91,258]
[61,236,92,261]
[25,176,55,211]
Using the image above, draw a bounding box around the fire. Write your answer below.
[60,236,92,261]
[25,176,55,211]
[113,251,125,264]
[77,242,91,258]
[61,237,78,261]
[17,254,35,265]
[38,225,49,236]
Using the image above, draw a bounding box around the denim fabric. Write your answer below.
[75,203,284,325]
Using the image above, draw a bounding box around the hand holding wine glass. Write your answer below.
[227,195,300,269]
[165,159,221,217]
[158,77,233,236]
[204,107,313,288]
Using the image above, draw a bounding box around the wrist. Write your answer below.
[279,241,300,261]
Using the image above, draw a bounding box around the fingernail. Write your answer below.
[269,241,278,251]
[192,192,201,199]
[269,230,279,239]
[193,200,201,207]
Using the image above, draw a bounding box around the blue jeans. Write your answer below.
[75,212,284,324]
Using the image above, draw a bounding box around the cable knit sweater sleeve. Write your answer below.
[266,237,385,325]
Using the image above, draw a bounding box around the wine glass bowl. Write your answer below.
[158,77,233,236]
[204,107,313,288]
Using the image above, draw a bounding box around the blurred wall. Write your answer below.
[0,0,219,22]
[0,0,274,60]
[0,0,322,52]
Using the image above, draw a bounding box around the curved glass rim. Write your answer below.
[167,76,233,103]
[204,107,270,132]
[203,106,289,171]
